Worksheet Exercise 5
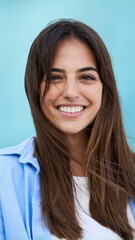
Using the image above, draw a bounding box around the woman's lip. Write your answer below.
[56,104,87,107]
[57,107,87,118]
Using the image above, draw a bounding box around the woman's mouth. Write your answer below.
[56,105,87,118]
[58,106,84,113]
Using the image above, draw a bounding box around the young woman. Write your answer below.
[0,19,135,240]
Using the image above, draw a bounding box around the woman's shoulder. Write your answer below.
[0,136,35,156]
[0,136,39,172]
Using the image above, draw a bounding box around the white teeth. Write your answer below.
[58,106,84,113]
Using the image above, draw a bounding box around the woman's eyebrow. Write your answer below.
[51,68,65,73]
[77,67,98,73]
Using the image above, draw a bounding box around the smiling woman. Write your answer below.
[0,19,135,240]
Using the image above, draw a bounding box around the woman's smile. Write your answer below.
[58,105,84,113]
[57,104,87,118]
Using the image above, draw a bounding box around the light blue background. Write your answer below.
[0,0,135,149]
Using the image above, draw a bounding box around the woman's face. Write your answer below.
[40,39,103,136]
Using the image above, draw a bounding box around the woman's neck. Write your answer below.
[67,131,88,176]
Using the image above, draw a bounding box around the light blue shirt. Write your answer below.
[0,137,134,240]
[0,137,50,240]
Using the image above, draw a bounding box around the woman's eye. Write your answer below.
[81,75,96,80]
[49,75,63,81]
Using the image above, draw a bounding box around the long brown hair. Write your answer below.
[25,19,135,239]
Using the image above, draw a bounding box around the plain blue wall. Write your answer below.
[0,0,135,149]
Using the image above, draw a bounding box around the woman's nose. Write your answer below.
[62,79,80,100]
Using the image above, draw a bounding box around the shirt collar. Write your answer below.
[18,136,40,171]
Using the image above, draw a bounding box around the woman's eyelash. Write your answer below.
[49,75,62,80]
[80,75,96,80]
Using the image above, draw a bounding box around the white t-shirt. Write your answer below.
[51,176,135,240]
